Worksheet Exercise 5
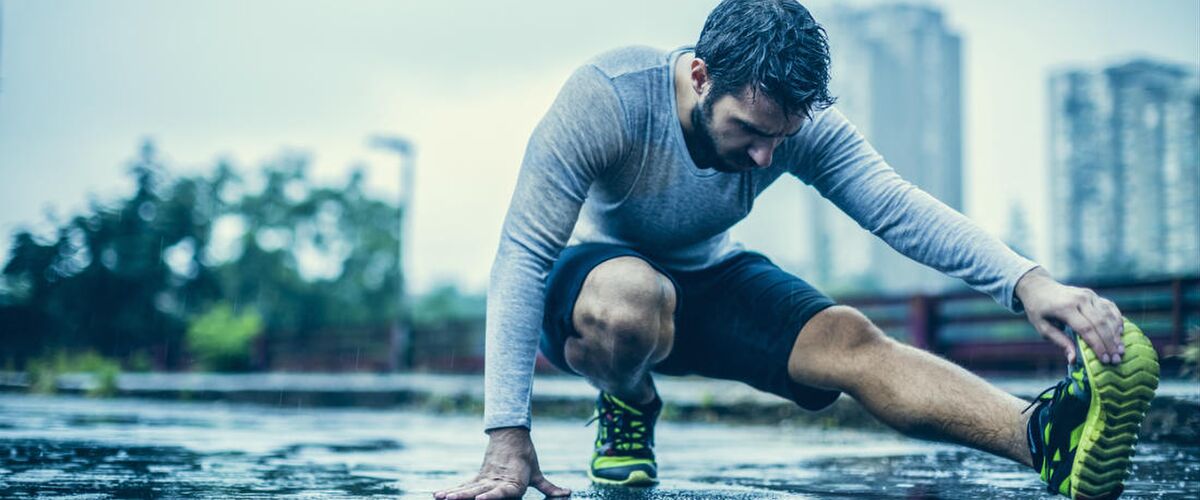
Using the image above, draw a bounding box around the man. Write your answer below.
[435,1,1160,498]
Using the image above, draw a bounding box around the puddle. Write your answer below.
[1,394,1196,499]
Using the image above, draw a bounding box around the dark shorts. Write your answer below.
[539,243,841,411]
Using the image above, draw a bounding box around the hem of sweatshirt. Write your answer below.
[484,412,531,433]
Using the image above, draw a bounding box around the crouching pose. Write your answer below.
[435,1,1159,498]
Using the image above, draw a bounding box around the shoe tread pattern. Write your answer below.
[1071,322,1159,500]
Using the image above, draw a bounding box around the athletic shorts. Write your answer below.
[539,242,841,411]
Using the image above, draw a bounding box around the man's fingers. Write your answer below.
[475,481,524,500]
[440,481,495,500]
[1063,307,1114,364]
[434,479,476,499]
[1036,319,1077,364]
[1097,297,1125,355]
[1092,296,1124,358]
[532,474,572,498]
[435,479,481,496]
[1078,298,1121,364]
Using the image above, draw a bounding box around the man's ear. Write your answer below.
[689,58,710,97]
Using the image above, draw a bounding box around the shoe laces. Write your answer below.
[1022,379,1068,415]
[587,395,654,455]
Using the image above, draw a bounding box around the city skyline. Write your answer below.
[1,0,1197,294]
[1049,59,1199,280]
[739,3,1200,293]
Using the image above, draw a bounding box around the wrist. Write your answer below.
[483,426,534,462]
[1015,266,1053,305]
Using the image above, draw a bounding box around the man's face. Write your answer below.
[690,87,805,173]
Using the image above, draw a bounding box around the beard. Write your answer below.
[688,102,747,173]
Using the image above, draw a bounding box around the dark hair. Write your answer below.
[695,0,835,118]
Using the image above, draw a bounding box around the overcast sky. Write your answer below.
[1,0,1197,294]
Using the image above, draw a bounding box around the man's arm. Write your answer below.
[435,63,627,500]
[789,107,1123,364]
[483,63,627,431]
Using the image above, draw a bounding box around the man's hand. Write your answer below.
[1015,266,1125,365]
[434,427,570,500]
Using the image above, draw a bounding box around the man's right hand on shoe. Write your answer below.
[1014,266,1126,365]
[433,427,571,500]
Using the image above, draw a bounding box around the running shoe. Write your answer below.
[586,392,661,486]
[1025,317,1159,499]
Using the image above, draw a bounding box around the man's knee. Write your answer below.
[568,256,676,369]
[816,306,890,352]
[786,305,892,389]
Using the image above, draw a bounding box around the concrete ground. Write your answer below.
[1,392,1198,499]
[2,372,1195,445]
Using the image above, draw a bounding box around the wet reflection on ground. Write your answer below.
[1,394,1196,499]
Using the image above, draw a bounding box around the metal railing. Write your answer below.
[241,276,1198,374]
[837,275,1199,373]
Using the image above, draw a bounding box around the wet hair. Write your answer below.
[695,0,836,118]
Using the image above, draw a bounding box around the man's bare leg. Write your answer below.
[787,306,1033,466]
[563,256,675,406]
[561,255,675,486]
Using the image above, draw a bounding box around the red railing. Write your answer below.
[238,276,1197,375]
[837,275,1199,373]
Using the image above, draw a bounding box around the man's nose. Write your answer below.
[748,141,778,168]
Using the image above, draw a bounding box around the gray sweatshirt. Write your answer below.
[483,46,1038,430]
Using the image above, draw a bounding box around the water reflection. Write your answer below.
[4,440,402,498]
[0,395,1196,499]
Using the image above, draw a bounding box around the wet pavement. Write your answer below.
[1,394,1197,499]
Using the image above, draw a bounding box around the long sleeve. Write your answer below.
[789,107,1039,312]
[483,65,629,430]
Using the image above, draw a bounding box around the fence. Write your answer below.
[244,276,1199,375]
[839,275,1199,374]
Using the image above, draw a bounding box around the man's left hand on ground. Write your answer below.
[1014,266,1125,365]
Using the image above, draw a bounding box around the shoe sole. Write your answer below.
[587,468,657,486]
[1070,318,1159,500]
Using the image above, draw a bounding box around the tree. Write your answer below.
[0,141,405,370]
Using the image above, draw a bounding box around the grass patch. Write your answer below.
[26,351,121,397]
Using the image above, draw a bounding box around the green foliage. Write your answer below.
[126,351,153,372]
[25,351,121,397]
[186,303,263,372]
[0,140,405,370]
[412,283,485,331]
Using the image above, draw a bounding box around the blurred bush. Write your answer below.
[0,140,404,371]
[26,350,121,397]
[186,303,263,372]
[410,283,486,371]
[412,284,485,332]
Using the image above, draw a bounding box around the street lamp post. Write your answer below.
[368,135,415,371]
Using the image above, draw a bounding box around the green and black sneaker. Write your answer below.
[1025,317,1160,499]
[586,392,662,486]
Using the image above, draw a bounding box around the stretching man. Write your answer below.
[435,1,1159,498]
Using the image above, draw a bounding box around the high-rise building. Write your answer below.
[735,4,965,294]
[1048,60,1199,279]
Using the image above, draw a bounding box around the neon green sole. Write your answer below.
[586,468,657,486]
[1070,318,1159,499]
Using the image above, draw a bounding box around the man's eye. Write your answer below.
[741,124,763,136]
